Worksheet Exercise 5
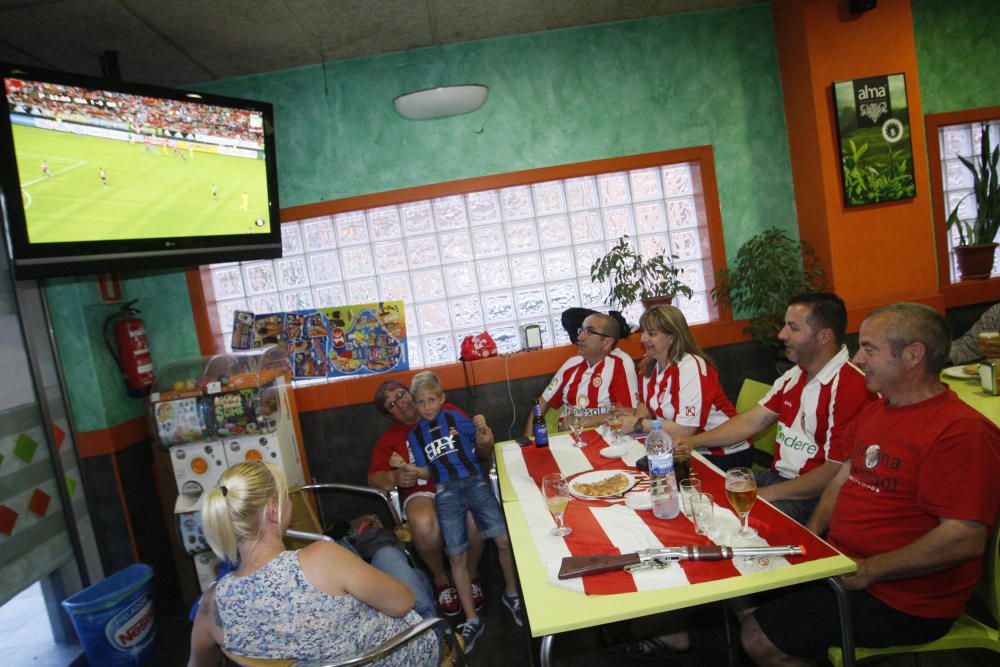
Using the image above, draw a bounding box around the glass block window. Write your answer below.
[205,156,718,375]
[938,119,1000,281]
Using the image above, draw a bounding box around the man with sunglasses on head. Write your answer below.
[369,380,485,618]
[525,312,638,437]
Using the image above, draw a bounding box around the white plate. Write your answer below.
[625,491,652,511]
[599,444,630,459]
[942,365,980,380]
[569,470,636,499]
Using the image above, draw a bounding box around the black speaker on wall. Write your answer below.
[850,0,877,14]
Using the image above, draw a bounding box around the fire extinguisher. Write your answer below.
[103,299,155,398]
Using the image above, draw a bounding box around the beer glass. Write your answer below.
[725,467,758,540]
[542,473,572,536]
[606,402,624,445]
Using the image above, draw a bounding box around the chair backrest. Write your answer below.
[545,406,561,436]
[735,378,777,457]
[223,616,462,667]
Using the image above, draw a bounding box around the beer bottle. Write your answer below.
[532,404,549,447]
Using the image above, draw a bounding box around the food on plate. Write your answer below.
[572,472,630,497]
[964,364,980,375]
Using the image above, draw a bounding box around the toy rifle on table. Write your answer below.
[558,545,806,579]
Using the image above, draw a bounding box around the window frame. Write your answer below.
[188,145,738,408]
[926,106,1000,308]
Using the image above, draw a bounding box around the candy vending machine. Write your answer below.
[151,345,309,591]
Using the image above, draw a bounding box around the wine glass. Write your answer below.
[725,467,758,562]
[566,406,585,447]
[542,473,572,536]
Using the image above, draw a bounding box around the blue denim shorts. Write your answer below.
[435,476,507,556]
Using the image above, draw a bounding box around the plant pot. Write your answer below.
[640,295,674,310]
[955,243,998,280]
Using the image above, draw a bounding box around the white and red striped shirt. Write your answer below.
[761,346,875,479]
[542,348,638,414]
[639,353,749,457]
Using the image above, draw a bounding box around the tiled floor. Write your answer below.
[0,583,82,667]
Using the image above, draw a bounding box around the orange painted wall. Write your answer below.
[773,0,940,308]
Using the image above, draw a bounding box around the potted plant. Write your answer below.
[947,124,1000,280]
[712,227,825,350]
[589,235,693,311]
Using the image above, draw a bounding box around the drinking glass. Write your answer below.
[542,473,572,537]
[679,477,703,519]
[606,404,624,445]
[690,492,714,536]
[566,407,586,446]
[725,467,758,540]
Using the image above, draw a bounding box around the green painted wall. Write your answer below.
[48,2,996,431]
[912,0,1000,115]
[197,6,798,259]
[45,271,201,431]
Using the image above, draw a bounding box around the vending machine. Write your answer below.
[150,345,308,592]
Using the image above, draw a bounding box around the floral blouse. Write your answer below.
[215,550,437,665]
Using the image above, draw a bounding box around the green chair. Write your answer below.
[826,517,1000,666]
[545,405,562,435]
[734,378,777,470]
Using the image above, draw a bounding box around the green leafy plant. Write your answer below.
[947,124,1000,246]
[712,228,825,349]
[589,235,693,310]
[841,139,915,206]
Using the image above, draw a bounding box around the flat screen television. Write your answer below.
[0,63,281,279]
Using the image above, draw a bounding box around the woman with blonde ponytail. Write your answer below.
[188,461,438,666]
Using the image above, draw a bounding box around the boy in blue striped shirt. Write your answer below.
[404,371,522,653]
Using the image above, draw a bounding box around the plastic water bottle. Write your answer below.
[532,403,549,447]
[646,420,680,519]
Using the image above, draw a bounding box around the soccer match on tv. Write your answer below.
[5,77,271,244]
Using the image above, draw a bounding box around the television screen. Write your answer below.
[0,63,281,279]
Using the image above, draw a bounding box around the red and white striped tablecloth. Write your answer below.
[499,431,838,595]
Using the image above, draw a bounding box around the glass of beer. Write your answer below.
[542,473,572,536]
[725,467,758,540]
[606,403,624,445]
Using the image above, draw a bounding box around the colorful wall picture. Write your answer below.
[833,73,916,207]
[237,301,408,380]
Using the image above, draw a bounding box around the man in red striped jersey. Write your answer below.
[677,293,876,524]
[525,312,638,436]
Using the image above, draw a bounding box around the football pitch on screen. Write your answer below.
[13,124,270,243]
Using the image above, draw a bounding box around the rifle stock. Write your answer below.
[557,553,641,579]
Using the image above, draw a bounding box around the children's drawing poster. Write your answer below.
[241,301,407,379]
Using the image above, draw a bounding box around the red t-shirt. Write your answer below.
[828,388,1000,618]
[367,402,465,499]
[761,347,875,478]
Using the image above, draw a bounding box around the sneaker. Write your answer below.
[502,591,524,627]
[436,584,460,616]
[457,619,484,654]
[471,578,485,611]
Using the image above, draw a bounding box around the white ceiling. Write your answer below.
[0,0,764,88]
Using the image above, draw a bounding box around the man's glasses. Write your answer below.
[578,326,612,339]
[386,389,408,411]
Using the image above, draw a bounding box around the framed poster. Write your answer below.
[833,73,916,207]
